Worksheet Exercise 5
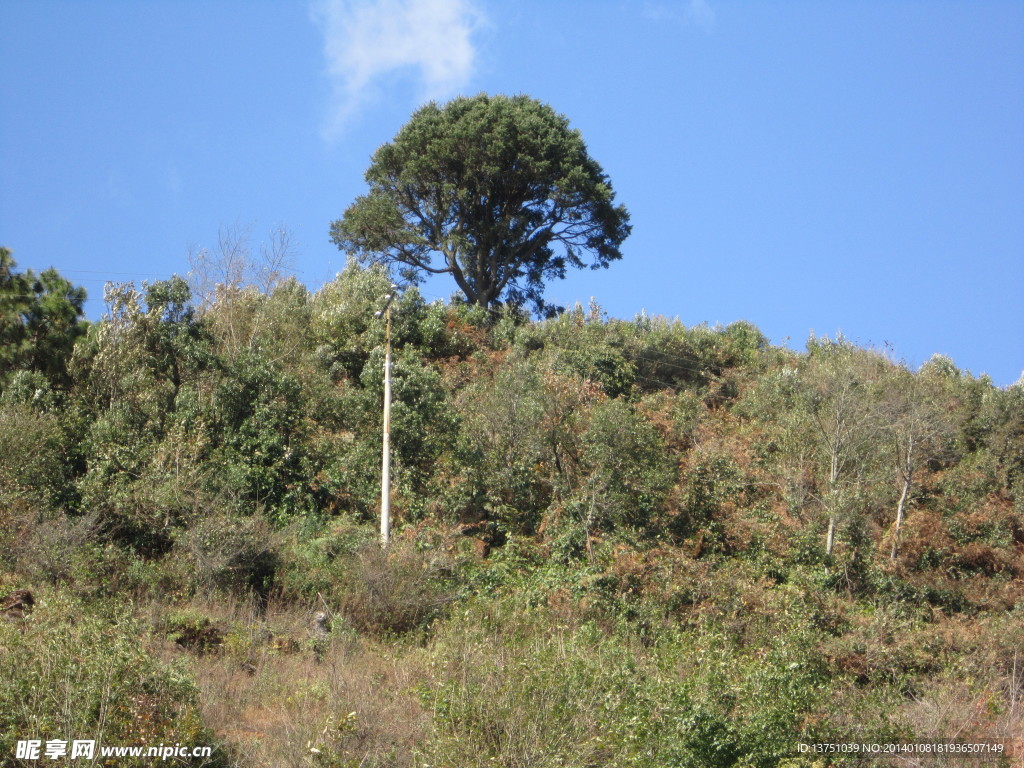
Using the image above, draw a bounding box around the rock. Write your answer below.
[311,611,331,662]
[312,611,331,638]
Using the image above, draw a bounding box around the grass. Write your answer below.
[4,526,1023,768]
[0,586,225,767]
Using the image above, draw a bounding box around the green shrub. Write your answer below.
[416,598,836,768]
[0,591,227,765]
[0,402,74,511]
[573,398,676,533]
[274,518,378,599]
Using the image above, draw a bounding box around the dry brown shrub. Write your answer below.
[173,619,226,654]
[0,498,38,568]
[882,614,1024,763]
[957,542,1011,576]
[821,611,945,688]
[430,313,491,361]
[546,587,586,625]
[895,668,1024,767]
[960,577,1024,612]
[334,541,454,637]
[898,511,954,568]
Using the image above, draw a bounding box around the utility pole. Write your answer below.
[375,285,399,546]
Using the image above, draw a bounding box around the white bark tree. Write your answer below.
[799,339,885,556]
[186,224,297,358]
[882,367,954,560]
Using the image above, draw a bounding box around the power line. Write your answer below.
[57,269,178,277]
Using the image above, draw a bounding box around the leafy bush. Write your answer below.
[0,401,74,511]
[455,357,552,531]
[574,398,676,533]
[208,350,316,520]
[0,591,227,765]
[416,597,836,768]
[274,518,378,599]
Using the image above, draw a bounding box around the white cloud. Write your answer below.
[687,0,715,27]
[312,0,481,137]
[641,0,714,28]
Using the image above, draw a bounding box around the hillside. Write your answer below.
[1,258,1023,767]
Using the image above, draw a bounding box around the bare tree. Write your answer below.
[186,224,298,357]
[257,226,296,295]
[187,224,297,308]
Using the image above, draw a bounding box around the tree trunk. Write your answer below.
[890,434,914,561]
[825,440,841,556]
[890,475,911,561]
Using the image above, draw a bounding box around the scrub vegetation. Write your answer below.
[1,243,1022,767]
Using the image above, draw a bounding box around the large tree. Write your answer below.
[330,94,631,316]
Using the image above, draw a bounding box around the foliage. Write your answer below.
[177,512,280,598]
[572,397,676,533]
[207,349,314,519]
[455,356,553,531]
[0,399,75,511]
[332,541,457,636]
[0,591,225,765]
[330,94,631,316]
[416,595,835,768]
[0,247,87,386]
[1,253,1022,766]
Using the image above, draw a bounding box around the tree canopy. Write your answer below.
[330,94,631,316]
[0,247,86,384]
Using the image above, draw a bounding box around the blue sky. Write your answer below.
[2,1,1022,385]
